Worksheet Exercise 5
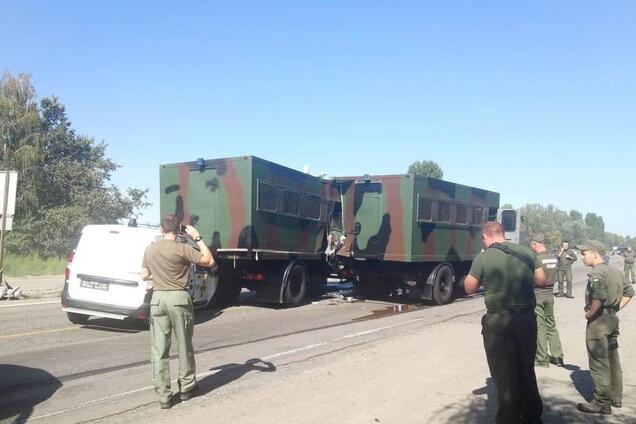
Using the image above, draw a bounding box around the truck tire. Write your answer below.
[67,312,89,325]
[282,261,308,307]
[432,264,455,305]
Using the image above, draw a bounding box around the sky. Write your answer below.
[1,1,635,234]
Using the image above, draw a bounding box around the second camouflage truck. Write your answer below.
[160,156,517,307]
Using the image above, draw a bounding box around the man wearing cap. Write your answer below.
[556,241,577,298]
[622,246,635,284]
[465,222,548,424]
[530,234,564,368]
[576,240,634,415]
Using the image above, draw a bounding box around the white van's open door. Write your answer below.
[497,209,521,243]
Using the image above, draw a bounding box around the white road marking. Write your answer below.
[27,313,441,421]
[0,326,79,341]
[0,300,59,308]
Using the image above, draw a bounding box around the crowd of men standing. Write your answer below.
[465,222,634,424]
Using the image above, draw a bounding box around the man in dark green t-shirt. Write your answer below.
[576,240,634,415]
[465,222,547,424]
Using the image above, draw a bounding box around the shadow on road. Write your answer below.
[431,377,634,424]
[0,364,62,423]
[199,358,276,395]
[565,363,594,402]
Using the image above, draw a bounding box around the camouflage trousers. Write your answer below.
[535,292,563,365]
[586,315,622,406]
[150,290,197,403]
[624,264,635,284]
[556,270,573,296]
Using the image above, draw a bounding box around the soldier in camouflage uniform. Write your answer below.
[530,234,564,368]
[575,240,634,415]
[465,222,548,424]
[556,241,577,298]
[623,246,635,284]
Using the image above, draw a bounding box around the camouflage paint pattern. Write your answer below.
[160,156,500,265]
[336,174,499,263]
[160,156,334,258]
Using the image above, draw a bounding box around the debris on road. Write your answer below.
[0,280,23,300]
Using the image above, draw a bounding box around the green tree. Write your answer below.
[569,210,582,221]
[584,213,605,241]
[407,160,443,179]
[1,72,149,257]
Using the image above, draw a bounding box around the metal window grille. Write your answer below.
[472,207,484,225]
[455,204,468,224]
[437,201,451,222]
[258,181,278,212]
[282,190,301,216]
[300,194,321,220]
[417,196,433,221]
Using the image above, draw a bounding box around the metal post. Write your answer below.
[0,143,10,283]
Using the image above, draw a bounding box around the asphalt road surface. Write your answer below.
[1,257,634,424]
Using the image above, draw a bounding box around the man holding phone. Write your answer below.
[142,214,214,409]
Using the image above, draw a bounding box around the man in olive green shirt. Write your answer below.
[465,222,548,424]
[530,234,564,368]
[575,240,634,415]
[623,246,635,284]
[556,241,577,298]
[142,214,214,409]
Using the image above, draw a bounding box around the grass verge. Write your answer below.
[3,254,66,277]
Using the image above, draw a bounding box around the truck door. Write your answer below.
[186,168,221,305]
[353,182,383,255]
[186,168,219,246]
[497,208,521,244]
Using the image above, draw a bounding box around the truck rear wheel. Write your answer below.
[282,261,308,307]
[432,264,455,305]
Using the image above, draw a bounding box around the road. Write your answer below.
[1,257,634,424]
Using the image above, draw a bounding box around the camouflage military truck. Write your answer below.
[329,174,501,304]
[160,156,340,307]
[160,156,516,307]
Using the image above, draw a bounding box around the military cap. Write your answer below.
[575,240,605,253]
[530,233,545,243]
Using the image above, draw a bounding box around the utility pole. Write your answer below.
[0,143,10,283]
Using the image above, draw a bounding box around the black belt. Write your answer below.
[487,308,534,315]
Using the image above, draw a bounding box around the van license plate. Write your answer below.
[80,280,109,291]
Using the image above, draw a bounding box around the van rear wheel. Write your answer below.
[67,312,89,325]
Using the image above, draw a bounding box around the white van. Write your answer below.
[61,224,221,325]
